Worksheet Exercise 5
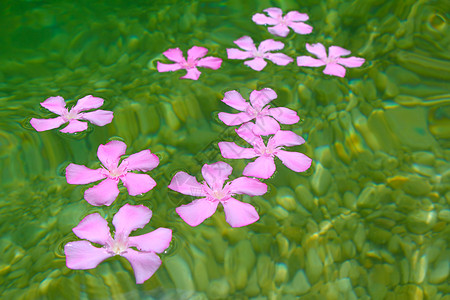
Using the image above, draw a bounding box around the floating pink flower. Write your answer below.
[218,88,299,135]
[227,36,293,71]
[64,204,172,284]
[157,46,222,80]
[252,7,313,37]
[297,43,365,77]
[30,95,114,133]
[218,123,312,179]
[168,161,267,227]
[66,140,159,206]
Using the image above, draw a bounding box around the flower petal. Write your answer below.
[162,48,185,63]
[60,119,88,133]
[285,11,309,22]
[258,39,284,53]
[254,115,280,135]
[113,204,152,237]
[120,248,161,284]
[30,117,66,132]
[328,46,351,59]
[123,149,159,172]
[65,163,106,184]
[244,57,267,71]
[121,173,156,196]
[229,177,267,196]
[218,112,253,126]
[265,53,294,66]
[64,241,112,270]
[297,56,326,67]
[168,171,206,197]
[323,62,347,77]
[288,21,313,35]
[180,68,201,80]
[84,178,120,206]
[252,13,278,25]
[221,90,249,111]
[156,62,183,72]
[80,110,114,126]
[128,228,172,253]
[97,140,127,170]
[40,96,67,115]
[268,24,290,37]
[275,150,312,172]
[305,43,327,60]
[196,57,222,69]
[187,46,208,61]
[268,107,299,124]
[218,142,257,159]
[72,95,104,113]
[337,57,365,68]
[264,7,283,19]
[222,197,259,227]
[249,88,277,110]
[202,161,232,189]
[233,36,256,51]
[72,213,111,245]
[176,198,219,227]
[243,156,276,179]
[227,48,253,60]
[270,130,305,148]
[235,122,261,145]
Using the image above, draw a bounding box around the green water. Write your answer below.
[1,0,449,299]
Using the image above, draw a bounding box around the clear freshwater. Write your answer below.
[0,0,449,299]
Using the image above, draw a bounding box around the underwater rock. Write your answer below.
[276,187,297,211]
[286,270,310,295]
[305,247,323,284]
[310,163,332,196]
[406,210,437,234]
[165,256,195,294]
[207,278,230,299]
[295,185,316,212]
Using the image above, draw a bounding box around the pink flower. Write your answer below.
[252,7,313,37]
[64,204,172,284]
[157,46,222,80]
[218,88,299,135]
[226,36,293,71]
[297,43,365,77]
[218,123,312,179]
[66,140,159,206]
[168,161,267,227]
[30,95,114,133]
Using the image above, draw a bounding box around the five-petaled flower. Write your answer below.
[218,123,312,179]
[30,95,114,133]
[297,43,365,77]
[66,140,159,206]
[218,88,299,135]
[227,36,293,71]
[252,7,313,37]
[64,204,172,284]
[168,161,267,227]
[157,46,222,80]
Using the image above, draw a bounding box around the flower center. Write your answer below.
[63,108,79,121]
[103,160,128,179]
[107,233,129,255]
[203,182,231,201]
[255,138,279,157]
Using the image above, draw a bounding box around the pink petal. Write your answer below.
[265,53,294,66]
[285,11,309,22]
[233,36,257,51]
[218,112,253,126]
[268,107,299,124]
[168,171,206,197]
[72,213,111,245]
[218,142,257,159]
[222,90,249,111]
[249,88,277,110]
[275,150,312,172]
[244,57,267,71]
[65,163,105,184]
[128,228,172,253]
[196,57,222,69]
[180,68,201,80]
[30,117,66,132]
[337,57,365,68]
[288,22,313,35]
[121,173,156,196]
[60,119,88,133]
[97,140,127,170]
[305,43,327,60]
[297,56,326,67]
[268,24,290,37]
[84,178,120,206]
[252,13,278,25]
[176,198,219,226]
[123,150,159,172]
[113,204,152,237]
[80,110,114,126]
[72,95,104,113]
[264,7,283,19]
[323,62,347,77]
[254,115,280,135]
[243,156,276,179]
[227,48,253,60]
[235,122,261,145]
[40,96,67,115]
[64,241,112,270]
[222,197,259,227]
[120,248,161,284]
[258,39,285,53]
[328,46,351,59]
[156,62,183,72]
[202,161,232,189]
[187,46,208,61]
[162,48,185,63]
[270,130,305,148]
[229,177,267,196]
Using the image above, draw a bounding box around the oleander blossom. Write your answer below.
[297,43,365,77]
[226,36,293,71]
[64,204,172,284]
[168,161,267,227]
[30,95,114,133]
[218,88,299,135]
[157,46,222,80]
[218,123,312,179]
[66,140,159,206]
[252,7,313,37]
